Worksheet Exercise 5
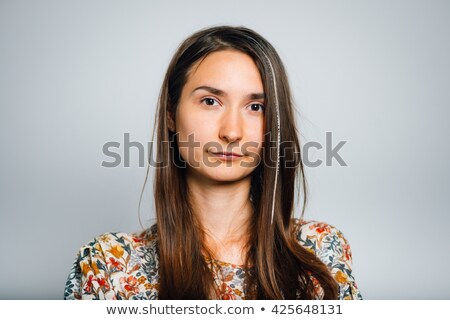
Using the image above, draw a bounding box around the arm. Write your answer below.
[296,220,363,300]
[64,237,116,300]
[324,225,362,300]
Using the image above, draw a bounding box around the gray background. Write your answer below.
[1,0,449,299]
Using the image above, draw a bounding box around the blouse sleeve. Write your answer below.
[64,236,116,300]
[295,220,363,300]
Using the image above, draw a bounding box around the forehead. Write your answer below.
[185,50,264,92]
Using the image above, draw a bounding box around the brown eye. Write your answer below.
[249,103,265,112]
[201,97,219,106]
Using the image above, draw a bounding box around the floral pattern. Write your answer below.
[64,219,362,300]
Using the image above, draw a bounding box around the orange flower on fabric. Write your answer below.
[81,262,91,276]
[108,257,123,271]
[108,245,124,259]
[92,262,100,275]
[342,243,352,261]
[120,276,139,294]
[233,289,243,296]
[98,234,111,243]
[334,270,348,284]
[96,277,110,291]
[138,276,146,284]
[85,275,94,293]
[94,242,102,251]
[310,223,331,234]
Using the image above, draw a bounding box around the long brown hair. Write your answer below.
[142,25,339,299]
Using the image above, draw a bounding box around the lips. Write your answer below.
[209,151,244,160]
[211,152,243,157]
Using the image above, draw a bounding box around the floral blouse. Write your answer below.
[64,219,363,300]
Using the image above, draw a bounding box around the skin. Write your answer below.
[167,49,265,265]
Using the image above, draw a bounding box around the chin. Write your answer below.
[203,168,255,183]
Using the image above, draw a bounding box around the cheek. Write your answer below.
[175,106,212,162]
[177,113,210,143]
[250,120,265,148]
[176,104,196,139]
[241,122,265,164]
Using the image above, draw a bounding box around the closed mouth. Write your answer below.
[210,152,243,157]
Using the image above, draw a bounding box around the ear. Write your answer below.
[167,111,176,132]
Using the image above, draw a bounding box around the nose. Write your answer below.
[218,108,243,144]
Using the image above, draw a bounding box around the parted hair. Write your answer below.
[145,25,339,299]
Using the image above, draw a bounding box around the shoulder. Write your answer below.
[64,225,159,300]
[291,218,363,300]
[292,219,351,255]
[292,218,352,271]
[73,231,145,263]
[76,225,158,259]
[85,230,154,252]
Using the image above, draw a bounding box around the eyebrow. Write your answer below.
[191,85,265,100]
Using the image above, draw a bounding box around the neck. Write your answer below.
[186,169,254,264]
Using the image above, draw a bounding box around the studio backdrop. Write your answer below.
[0,0,449,299]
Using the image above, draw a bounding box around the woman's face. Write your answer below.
[170,49,265,184]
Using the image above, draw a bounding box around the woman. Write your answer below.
[64,25,362,300]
